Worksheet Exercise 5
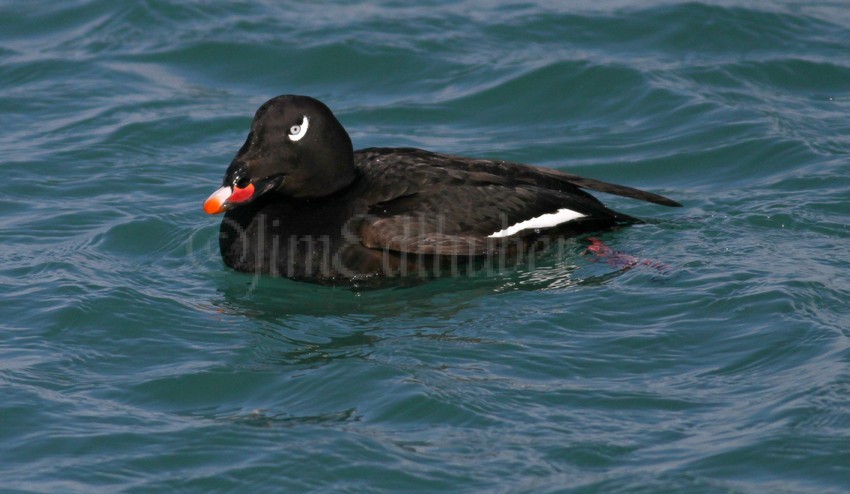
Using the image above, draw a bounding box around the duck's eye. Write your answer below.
[235,175,250,188]
[288,116,309,142]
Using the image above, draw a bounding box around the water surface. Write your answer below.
[1,1,849,492]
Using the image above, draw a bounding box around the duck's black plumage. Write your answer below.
[204,95,680,282]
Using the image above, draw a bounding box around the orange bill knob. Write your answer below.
[229,182,255,203]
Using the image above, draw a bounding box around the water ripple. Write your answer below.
[2,1,850,492]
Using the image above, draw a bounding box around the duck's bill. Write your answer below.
[203,183,255,215]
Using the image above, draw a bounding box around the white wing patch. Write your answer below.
[488,208,586,238]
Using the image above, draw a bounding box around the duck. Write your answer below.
[203,95,680,283]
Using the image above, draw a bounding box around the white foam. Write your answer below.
[488,208,586,238]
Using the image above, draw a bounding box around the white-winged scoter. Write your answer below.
[203,95,680,282]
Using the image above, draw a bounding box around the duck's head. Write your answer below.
[203,95,356,214]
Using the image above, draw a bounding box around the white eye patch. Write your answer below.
[288,116,309,141]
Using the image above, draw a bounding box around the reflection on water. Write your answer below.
[207,235,640,318]
[203,235,651,369]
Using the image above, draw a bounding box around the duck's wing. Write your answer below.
[528,166,682,207]
[353,147,678,256]
[359,147,681,206]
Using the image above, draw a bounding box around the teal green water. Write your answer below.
[2,1,849,492]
